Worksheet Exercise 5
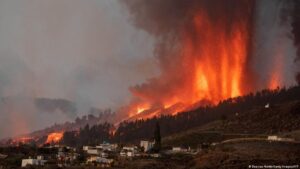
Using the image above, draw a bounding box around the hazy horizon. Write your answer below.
[0,0,157,139]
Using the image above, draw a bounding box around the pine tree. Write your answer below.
[153,121,161,152]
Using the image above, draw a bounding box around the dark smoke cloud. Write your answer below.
[122,0,255,103]
[121,0,299,118]
[291,0,300,84]
[297,73,300,85]
[34,98,77,117]
[291,0,300,57]
[122,0,254,36]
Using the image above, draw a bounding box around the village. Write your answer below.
[0,102,298,168]
[17,140,198,168]
[13,134,295,168]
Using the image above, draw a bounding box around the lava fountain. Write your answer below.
[120,0,298,120]
[120,0,256,120]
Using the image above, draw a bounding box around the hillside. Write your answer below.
[114,86,300,143]
[192,140,300,169]
[2,86,300,147]
[163,100,300,147]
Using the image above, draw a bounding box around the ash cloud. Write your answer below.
[122,0,255,104]
[291,0,300,84]
[0,0,156,139]
[252,0,298,88]
[34,98,77,117]
[121,0,300,117]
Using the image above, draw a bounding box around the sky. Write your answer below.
[0,0,157,138]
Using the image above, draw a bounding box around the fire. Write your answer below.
[125,8,253,120]
[268,45,284,90]
[12,136,35,145]
[137,106,148,114]
[45,132,64,144]
[123,1,287,120]
[188,12,248,103]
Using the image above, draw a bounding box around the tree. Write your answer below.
[153,121,161,152]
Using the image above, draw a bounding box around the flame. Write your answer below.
[137,106,148,114]
[124,2,285,120]
[45,132,64,144]
[12,136,35,145]
[189,12,248,103]
[268,44,284,90]
[269,74,280,90]
[126,10,252,120]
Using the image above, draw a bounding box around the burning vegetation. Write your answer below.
[45,132,64,144]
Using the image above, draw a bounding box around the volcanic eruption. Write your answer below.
[120,0,300,120]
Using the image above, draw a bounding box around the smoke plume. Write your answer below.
[0,0,156,139]
[291,0,300,84]
[121,0,300,118]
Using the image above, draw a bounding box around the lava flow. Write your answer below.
[123,1,256,120]
[45,132,64,144]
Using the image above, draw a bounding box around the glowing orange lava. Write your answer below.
[45,132,64,144]
[268,46,283,90]
[125,3,257,120]
[12,136,35,145]
[188,12,248,104]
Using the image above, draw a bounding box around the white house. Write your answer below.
[140,140,154,152]
[172,147,182,151]
[122,146,137,151]
[172,147,188,152]
[21,158,46,167]
[87,149,100,155]
[120,151,126,157]
[127,151,134,157]
[267,135,295,142]
[96,143,118,151]
[83,146,92,151]
[101,152,108,158]
[0,153,7,159]
[82,146,91,151]
[87,156,113,165]
[265,103,270,108]
[268,135,280,141]
[120,146,139,157]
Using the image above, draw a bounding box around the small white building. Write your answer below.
[265,103,270,108]
[83,146,92,151]
[120,151,126,157]
[21,158,46,167]
[123,146,137,151]
[268,135,280,141]
[87,149,100,155]
[140,140,154,152]
[127,151,134,157]
[120,146,139,157]
[0,153,7,159]
[101,152,108,158]
[172,147,182,151]
[96,143,118,151]
[172,147,187,152]
[150,153,161,158]
[87,156,113,165]
[267,135,295,142]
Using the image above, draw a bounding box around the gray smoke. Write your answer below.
[0,0,156,139]
[253,0,298,89]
